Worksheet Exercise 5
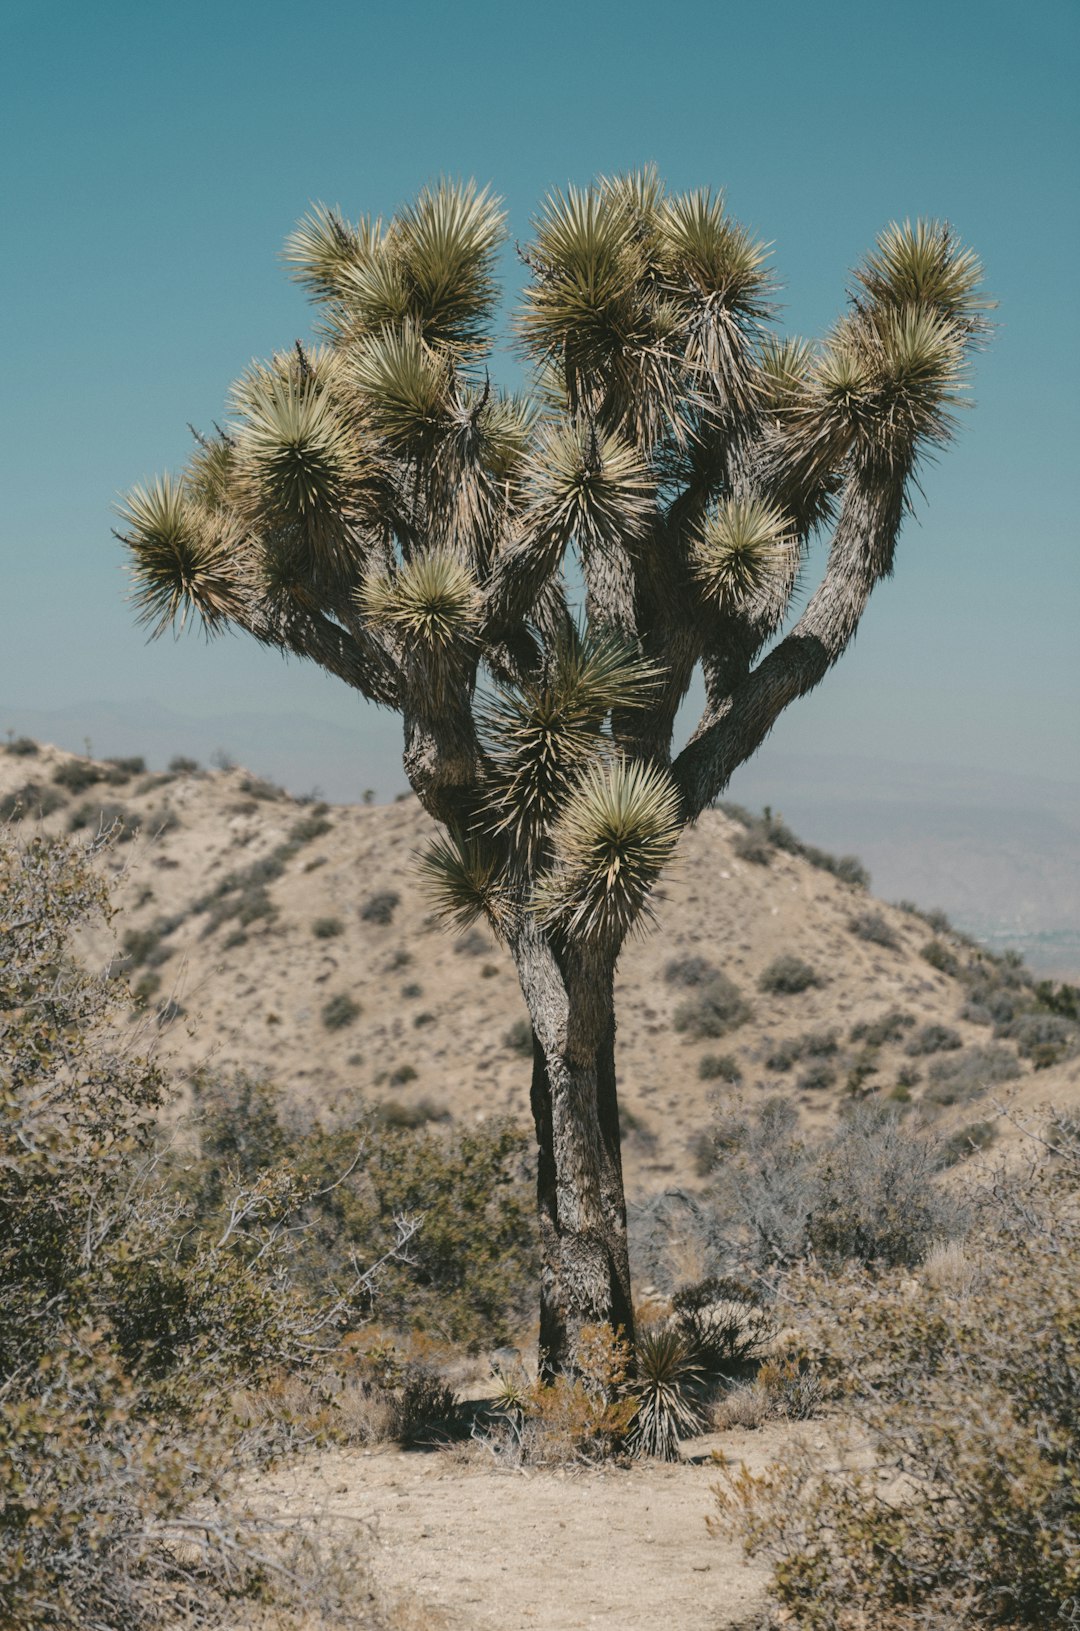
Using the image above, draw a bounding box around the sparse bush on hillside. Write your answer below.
[698,1052,743,1083]
[5,735,38,756]
[766,1030,838,1072]
[759,954,821,995]
[167,753,200,773]
[674,974,752,1039]
[322,992,361,1030]
[905,1021,963,1056]
[850,1007,916,1046]
[1,781,66,821]
[312,915,344,939]
[504,1017,533,1056]
[716,1131,1080,1629]
[847,908,899,949]
[717,804,871,889]
[0,829,406,1629]
[360,890,399,925]
[924,1043,1021,1105]
[665,953,720,987]
[921,937,962,975]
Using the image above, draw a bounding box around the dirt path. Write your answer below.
[247,1428,789,1630]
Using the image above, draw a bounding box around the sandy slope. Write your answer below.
[4,741,1078,1193]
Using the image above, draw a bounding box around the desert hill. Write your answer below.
[3,737,1078,1193]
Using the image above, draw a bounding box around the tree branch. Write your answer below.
[672,458,908,820]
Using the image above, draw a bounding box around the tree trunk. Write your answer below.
[511,922,634,1378]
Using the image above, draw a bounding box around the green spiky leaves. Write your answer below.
[289,180,505,360]
[235,373,366,553]
[118,477,243,637]
[480,632,663,860]
[692,498,797,614]
[360,551,481,654]
[629,1327,707,1461]
[855,219,990,331]
[416,832,509,935]
[523,421,654,553]
[534,757,681,944]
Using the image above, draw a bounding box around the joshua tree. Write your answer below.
[118,171,989,1374]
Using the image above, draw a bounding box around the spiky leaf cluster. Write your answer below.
[534,758,681,943]
[121,176,989,954]
[629,1326,707,1461]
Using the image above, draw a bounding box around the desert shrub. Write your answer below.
[1004,1009,1077,1066]
[68,798,134,837]
[375,1097,449,1129]
[699,1098,965,1276]
[807,1104,967,1267]
[905,1021,963,1056]
[618,1103,657,1151]
[670,1276,774,1377]
[1,781,66,820]
[401,980,423,998]
[674,973,752,1038]
[732,829,773,865]
[289,811,332,843]
[51,758,105,793]
[452,928,488,955]
[504,1017,533,1055]
[717,805,870,888]
[360,890,399,925]
[664,953,719,986]
[167,753,200,773]
[847,908,899,949]
[312,915,344,938]
[322,992,361,1030]
[0,829,401,1629]
[924,1043,1020,1105]
[716,1139,1080,1628]
[939,1118,998,1166]
[698,1052,742,1083]
[796,1059,836,1093]
[104,754,146,779]
[921,937,961,975]
[767,1029,839,1072]
[5,735,38,755]
[1035,979,1080,1021]
[239,773,285,800]
[389,1062,418,1086]
[494,1325,636,1465]
[759,954,821,995]
[849,1007,916,1046]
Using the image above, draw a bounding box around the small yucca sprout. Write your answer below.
[855,218,990,329]
[692,497,797,613]
[416,833,507,934]
[359,551,481,653]
[118,477,242,636]
[535,757,681,943]
[628,1326,707,1461]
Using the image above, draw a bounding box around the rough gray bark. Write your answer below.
[512,919,633,1376]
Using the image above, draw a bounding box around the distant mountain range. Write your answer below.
[4,698,1079,979]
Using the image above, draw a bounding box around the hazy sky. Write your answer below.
[2,0,1078,798]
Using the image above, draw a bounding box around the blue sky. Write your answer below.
[2,0,1078,802]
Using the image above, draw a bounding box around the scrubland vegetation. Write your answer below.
[3,789,1079,1628]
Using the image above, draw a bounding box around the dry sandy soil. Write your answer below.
[242,1424,802,1630]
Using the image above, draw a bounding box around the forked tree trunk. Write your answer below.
[510,922,634,1378]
